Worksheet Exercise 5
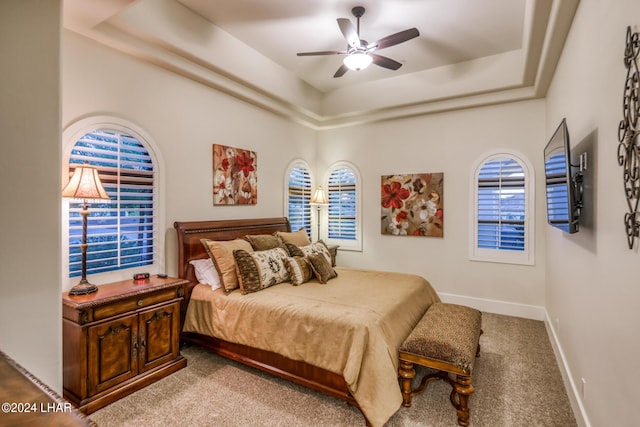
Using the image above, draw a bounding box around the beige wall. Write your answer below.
[0,0,62,391]
[317,100,548,313]
[62,31,318,282]
[545,1,640,426]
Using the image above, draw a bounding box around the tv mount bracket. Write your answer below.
[571,152,587,218]
[618,26,640,249]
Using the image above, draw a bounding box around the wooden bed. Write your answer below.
[174,217,440,426]
[174,217,363,419]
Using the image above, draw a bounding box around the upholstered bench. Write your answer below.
[398,302,482,426]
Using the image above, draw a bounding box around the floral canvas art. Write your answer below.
[213,144,257,205]
[381,173,444,237]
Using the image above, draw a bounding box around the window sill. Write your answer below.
[469,251,534,266]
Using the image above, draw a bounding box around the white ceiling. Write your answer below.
[63,0,579,128]
[177,0,526,93]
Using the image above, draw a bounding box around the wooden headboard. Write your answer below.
[173,217,290,328]
[173,217,290,304]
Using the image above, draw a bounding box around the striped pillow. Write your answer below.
[283,256,313,286]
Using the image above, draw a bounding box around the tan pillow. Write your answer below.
[307,253,337,284]
[243,234,282,251]
[274,228,311,247]
[201,238,253,293]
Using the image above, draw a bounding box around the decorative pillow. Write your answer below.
[298,241,332,266]
[307,253,338,284]
[243,234,282,251]
[233,247,290,294]
[189,258,222,291]
[274,228,311,247]
[201,238,254,293]
[283,242,305,258]
[283,256,313,286]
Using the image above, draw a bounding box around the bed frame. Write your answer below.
[173,217,366,423]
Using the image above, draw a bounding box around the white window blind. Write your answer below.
[328,167,357,241]
[287,166,312,236]
[67,129,155,277]
[477,158,526,251]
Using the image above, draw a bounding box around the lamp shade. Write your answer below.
[62,162,110,200]
[343,52,373,71]
[310,186,329,205]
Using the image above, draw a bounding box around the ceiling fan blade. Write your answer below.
[297,50,347,56]
[369,28,419,50]
[333,64,349,78]
[370,53,403,70]
[337,18,361,48]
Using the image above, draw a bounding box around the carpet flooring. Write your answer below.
[89,312,577,426]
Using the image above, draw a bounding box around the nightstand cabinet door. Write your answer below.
[87,314,138,396]
[139,301,180,373]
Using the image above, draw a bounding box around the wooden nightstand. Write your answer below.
[62,276,188,414]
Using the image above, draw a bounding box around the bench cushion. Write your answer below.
[400,302,482,374]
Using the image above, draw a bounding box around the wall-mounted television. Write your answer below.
[544,118,583,234]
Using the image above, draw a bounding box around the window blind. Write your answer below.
[328,167,357,241]
[68,129,155,277]
[287,167,312,235]
[477,158,525,251]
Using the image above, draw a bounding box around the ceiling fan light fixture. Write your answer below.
[343,52,372,71]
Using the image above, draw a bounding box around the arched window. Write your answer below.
[284,160,312,237]
[325,162,362,251]
[62,118,162,285]
[470,151,534,265]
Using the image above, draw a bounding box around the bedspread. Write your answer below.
[183,267,440,426]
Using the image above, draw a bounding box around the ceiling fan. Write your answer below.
[297,6,419,78]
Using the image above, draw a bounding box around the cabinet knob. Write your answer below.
[137,299,143,306]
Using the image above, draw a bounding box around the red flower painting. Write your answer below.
[380,173,444,237]
[213,144,258,205]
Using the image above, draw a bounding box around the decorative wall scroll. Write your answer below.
[617,26,640,249]
[381,173,444,237]
[213,144,257,205]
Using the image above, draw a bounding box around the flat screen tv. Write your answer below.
[544,118,582,233]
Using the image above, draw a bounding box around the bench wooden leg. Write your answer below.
[450,374,474,426]
[398,359,416,407]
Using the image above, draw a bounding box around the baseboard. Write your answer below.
[438,292,546,320]
[543,310,591,427]
[438,294,591,426]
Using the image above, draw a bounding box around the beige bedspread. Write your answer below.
[183,267,440,426]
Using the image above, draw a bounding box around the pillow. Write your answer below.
[283,256,313,286]
[274,228,311,247]
[307,253,338,284]
[201,238,254,293]
[243,234,282,251]
[189,258,222,291]
[233,247,290,294]
[283,242,304,258]
[298,241,333,266]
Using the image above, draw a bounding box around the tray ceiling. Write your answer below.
[63,0,579,128]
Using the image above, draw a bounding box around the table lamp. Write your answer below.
[62,161,110,296]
